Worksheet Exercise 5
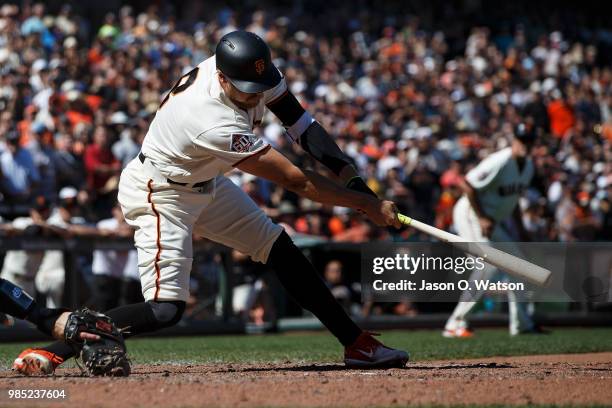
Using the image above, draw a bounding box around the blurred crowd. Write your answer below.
[0,1,611,322]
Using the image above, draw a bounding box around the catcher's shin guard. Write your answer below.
[0,278,66,336]
[0,278,35,319]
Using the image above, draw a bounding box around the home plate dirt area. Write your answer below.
[1,352,611,407]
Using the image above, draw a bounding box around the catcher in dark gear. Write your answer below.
[64,309,130,376]
[1,278,130,376]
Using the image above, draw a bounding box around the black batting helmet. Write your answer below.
[215,30,281,94]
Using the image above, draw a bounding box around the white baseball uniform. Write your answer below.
[447,147,535,335]
[118,56,299,302]
[453,147,534,239]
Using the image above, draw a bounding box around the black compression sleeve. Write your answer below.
[265,90,352,175]
[266,90,305,127]
[300,122,352,175]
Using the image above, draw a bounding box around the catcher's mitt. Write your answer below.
[64,308,130,377]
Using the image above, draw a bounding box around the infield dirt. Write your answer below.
[1,352,611,407]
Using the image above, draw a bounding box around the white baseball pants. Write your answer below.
[118,157,283,302]
[446,196,534,335]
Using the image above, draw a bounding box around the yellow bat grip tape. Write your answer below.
[397,213,413,226]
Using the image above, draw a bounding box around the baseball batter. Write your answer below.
[12,31,408,375]
[443,124,539,337]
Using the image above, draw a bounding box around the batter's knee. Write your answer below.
[147,300,186,328]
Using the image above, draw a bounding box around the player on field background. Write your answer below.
[443,123,543,338]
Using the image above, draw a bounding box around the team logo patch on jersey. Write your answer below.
[255,59,265,75]
[231,134,262,153]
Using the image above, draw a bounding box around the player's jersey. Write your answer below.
[140,55,287,184]
[464,147,533,221]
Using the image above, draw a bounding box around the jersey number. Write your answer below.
[159,67,199,109]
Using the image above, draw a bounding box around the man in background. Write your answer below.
[443,124,542,338]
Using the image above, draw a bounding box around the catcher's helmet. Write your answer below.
[215,30,281,94]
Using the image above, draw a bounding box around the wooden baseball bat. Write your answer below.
[397,213,552,286]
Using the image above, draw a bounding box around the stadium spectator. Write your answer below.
[89,204,134,311]
[0,196,54,295]
[84,126,120,191]
[111,118,143,169]
[323,260,353,312]
[84,125,121,217]
[0,131,40,206]
[0,2,609,244]
[0,1,610,316]
[34,186,103,308]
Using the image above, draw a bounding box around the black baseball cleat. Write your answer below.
[344,332,409,368]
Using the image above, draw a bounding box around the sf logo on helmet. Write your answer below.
[255,59,265,75]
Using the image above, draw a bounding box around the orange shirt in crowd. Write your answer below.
[435,190,457,230]
[66,110,93,129]
[547,100,575,138]
[328,216,345,237]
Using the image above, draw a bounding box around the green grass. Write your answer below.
[1,328,611,368]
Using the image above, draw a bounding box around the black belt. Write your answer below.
[138,152,210,188]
